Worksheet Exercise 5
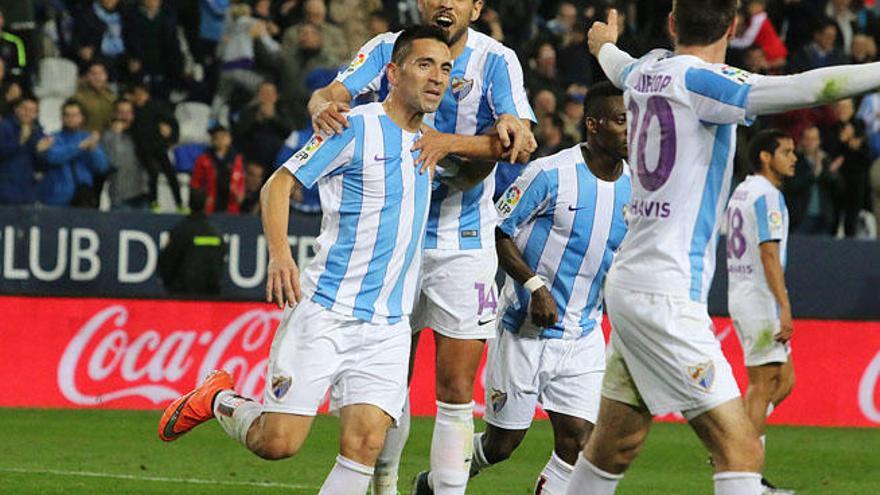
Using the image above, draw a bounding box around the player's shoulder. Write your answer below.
[684,60,756,89]
[347,102,384,118]
[530,144,581,174]
[467,28,519,62]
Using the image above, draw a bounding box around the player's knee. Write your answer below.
[776,369,795,401]
[482,435,522,464]
[553,434,585,464]
[254,435,301,460]
[715,434,764,472]
[598,429,648,472]
[436,377,475,404]
[339,429,387,463]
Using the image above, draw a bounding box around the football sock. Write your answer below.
[428,401,474,494]
[535,451,575,494]
[713,472,762,495]
[760,435,766,450]
[470,432,492,477]
[320,455,374,495]
[213,390,262,447]
[565,453,622,495]
[372,397,411,495]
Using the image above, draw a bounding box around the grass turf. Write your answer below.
[1,408,878,494]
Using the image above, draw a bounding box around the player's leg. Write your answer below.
[771,357,795,408]
[744,363,782,438]
[320,404,395,495]
[536,412,593,495]
[472,424,529,472]
[687,399,764,495]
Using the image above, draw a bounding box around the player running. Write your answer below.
[727,129,797,495]
[458,82,629,495]
[308,1,536,494]
[157,27,452,495]
[567,3,880,494]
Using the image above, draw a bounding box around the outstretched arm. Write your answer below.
[747,62,880,115]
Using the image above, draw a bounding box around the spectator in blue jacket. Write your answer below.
[0,95,53,204]
[40,99,109,207]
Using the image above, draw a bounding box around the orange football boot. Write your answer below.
[158,370,234,441]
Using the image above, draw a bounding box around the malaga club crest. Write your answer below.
[490,388,508,413]
[271,374,292,400]
[451,76,474,101]
[687,361,716,392]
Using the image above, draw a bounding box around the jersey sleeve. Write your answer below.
[684,65,762,126]
[753,193,785,243]
[334,33,395,98]
[496,163,551,237]
[281,126,356,188]
[485,48,537,123]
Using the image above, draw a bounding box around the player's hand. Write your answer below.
[311,101,350,135]
[413,129,452,175]
[496,114,536,164]
[588,8,620,57]
[776,306,793,343]
[266,255,302,309]
[529,287,558,328]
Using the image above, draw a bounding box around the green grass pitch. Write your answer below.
[1,408,878,494]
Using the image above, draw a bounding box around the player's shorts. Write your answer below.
[730,317,791,367]
[261,298,410,423]
[411,247,499,340]
[482,324,605,430]
[601,285,740,419]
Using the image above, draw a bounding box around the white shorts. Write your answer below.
[411,247,499,340]
[731,317,791,367]
[483,325,605,430]
[602,285,740,419]
[262,299,410,422]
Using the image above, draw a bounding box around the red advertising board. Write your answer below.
[2,296,879,427]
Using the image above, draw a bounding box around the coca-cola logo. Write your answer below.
[858,351,880,423]
[57,305,282,406]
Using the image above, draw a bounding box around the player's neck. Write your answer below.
[757,169,782,189]
[382,97,424,132]
[675,40,728,64]
[448,30,469,59]
[580,142,623,182]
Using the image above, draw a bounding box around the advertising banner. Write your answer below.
[2,296,879,427]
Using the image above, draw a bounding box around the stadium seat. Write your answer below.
[38,96,66,134]
[33,57,79,99]
[175,102,212,144]
[172,142,208,174]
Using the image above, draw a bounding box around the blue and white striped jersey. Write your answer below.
[496,145,631,339]
[726,174,789,319]
[336,28,535,251]
[606,49,762,303]
[281,103,431,324]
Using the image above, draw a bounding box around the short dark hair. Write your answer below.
[391,25,449,65]
[748,129,791,173]
[62,98,83,113]
[672,0,738,46]
[11,94,37,108]
[583,81,623,119]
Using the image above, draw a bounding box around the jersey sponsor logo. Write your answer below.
[293,134,326,163]
[451,76,474,101]
[718,65,752,85]
[489,388,508,413]
[687,361,716,392]
[342,52,367,75]
[271,374,292,400]
[496,185,523,217]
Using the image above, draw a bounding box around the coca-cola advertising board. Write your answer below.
[2,296,879,427]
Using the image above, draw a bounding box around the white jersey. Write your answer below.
[496,145,631,339]
[606,49,763,303]
[281,103,431,324]
[336,28,535,250]
[726,175,789,319]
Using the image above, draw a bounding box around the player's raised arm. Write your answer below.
[746,62,880,115]
[260,168,302,309]
[588,9,636,89]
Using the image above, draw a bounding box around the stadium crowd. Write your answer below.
[0,0,878,237]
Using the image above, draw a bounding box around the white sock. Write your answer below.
[213,390,262,447]
[766,403,775,417]
[320,455,374,495]
[760,435,766,450]
[565,452,622,495]
[372,397,411,495]
[428,401,474,494]
[535,451,575,495]
[470,432,492,477]
[713,472,762,495]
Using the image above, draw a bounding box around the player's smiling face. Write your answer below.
[419,0,483,46]
[393,39,453,114]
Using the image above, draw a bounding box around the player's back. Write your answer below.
[726,175,789,318]
[608,49,759,303]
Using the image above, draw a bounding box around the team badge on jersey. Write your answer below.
[271,374,292,400]
[451,76,474,101]
[489,388,508,413]
[687,361,716,392]
[496,185,523,217]
[768,211,783,229]
[293,134,326,163]
[718,65,752,84]
[342,52,367,75]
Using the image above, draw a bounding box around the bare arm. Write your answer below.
[260,168,302,308]
[495,228,556,327]
[758,241,793,343]
[414,124,533,175]
[307,81,353,135]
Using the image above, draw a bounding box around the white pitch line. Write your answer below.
[0,467,314,490]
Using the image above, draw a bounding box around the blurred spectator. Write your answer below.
[41,99,109,207]
[0,96,52,205]
[239,160,264,215]
[252,0,281,39]
[557,26,595,87]
[102,98,149,210]
[784,125,844,234]
[771,0,819,55]
[281,0,348,67]
[788,17,848,72]
[824,98,872,236]
[871,157,880,232]
[850,32,878,63]
[731,0,788,69]
[274,22,337,127]
[73,0,126,78]
[329,0,383,55]
[73,61,116,133]
[123,0,183,99]
[857,90,880,159]
[0,8,28,86]
[825,0,879,54]
[130,83,182,210]
[0,57,23,116]
[210,2,280,122]
[191,124,244,214]
[194,0,230,81]
[475,6,505,42]
[532,89,557,121]
[233,81,292,169]
[526,42,565,102]
[535,114,572,158]
[544,2,578,41]
[560,94,584,143]
[368,11,391,38]
[158,187,226,295]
